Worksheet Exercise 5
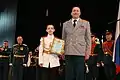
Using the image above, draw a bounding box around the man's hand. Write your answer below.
[59,55,65,60]
[39,63,43,67]
[85,54,89,60]
[101,62,104,67]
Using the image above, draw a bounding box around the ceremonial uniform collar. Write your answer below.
[47,34,54,39]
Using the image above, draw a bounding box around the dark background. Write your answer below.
[15,0,119,51]
[0,0,119,80]
[0,0,17,47]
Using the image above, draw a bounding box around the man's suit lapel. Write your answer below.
[67,19,74,34]
[74,19,83,32]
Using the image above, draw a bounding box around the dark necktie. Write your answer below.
[73,20,77,27]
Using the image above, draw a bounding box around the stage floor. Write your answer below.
[21,66,120,80]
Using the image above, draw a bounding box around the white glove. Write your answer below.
[97,63,100,67]
[9,63,12,66]
[23,64,27,67]
[101,62,104,67]
[86,64,89,73]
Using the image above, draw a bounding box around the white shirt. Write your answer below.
[72,18,80,26]
[39,34,60,68]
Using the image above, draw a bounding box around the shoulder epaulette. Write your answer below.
[64,20,70,24]
[81,19,88,22]
[13,44,18,46]
[95,41,100,44]
[40,36,47,40]
[23,44,27,46]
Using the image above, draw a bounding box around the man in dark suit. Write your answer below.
[10,36,29,80]
[0,40,11,80]
[62,6,91,80]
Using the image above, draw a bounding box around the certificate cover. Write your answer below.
[50,38,64,55]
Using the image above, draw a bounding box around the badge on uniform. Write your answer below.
[20,47,23,50]
[5,49,7,51]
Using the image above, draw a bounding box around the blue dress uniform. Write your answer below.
[0,47,11,80]
[11,44,29,80]
[86,40,103,80]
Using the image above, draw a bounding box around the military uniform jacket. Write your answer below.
[11,44,29,64]
[0,47,11,63]
[62,18,91,56]
[102,40,114,64]
[102,40,114,56]
[39,35,60,68]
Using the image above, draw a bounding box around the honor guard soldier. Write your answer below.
[0,40,11,80]
[10,36,29,80]
[102,32,116,80]
[86,34,103,80]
